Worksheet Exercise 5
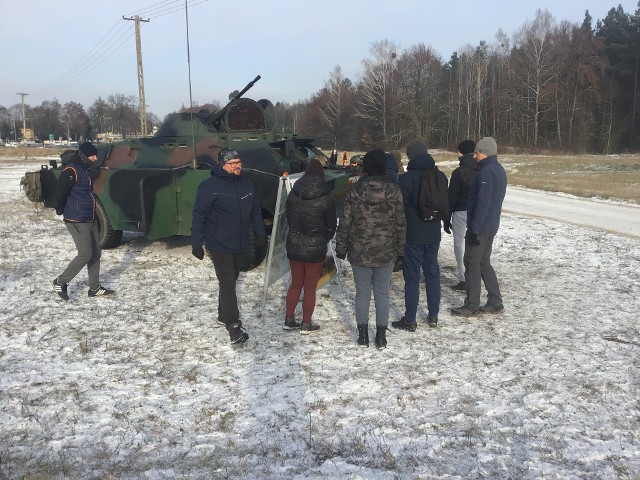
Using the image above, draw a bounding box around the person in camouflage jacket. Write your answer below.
[335,149,406,349]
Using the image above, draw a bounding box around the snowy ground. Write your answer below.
[0,159,639,479]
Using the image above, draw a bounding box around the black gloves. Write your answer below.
[393,256,404,272]
[192,245,205,260]
[468,232,480,245]
[255,236,266,248]
[336,252,346,260]
[443,220,452,234]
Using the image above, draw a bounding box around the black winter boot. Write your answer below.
[357,324,369,348]
[283,318,302,330]
[375,325,387,349]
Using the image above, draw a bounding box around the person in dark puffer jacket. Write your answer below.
[284,158,337,334]
[52,142,114,301]
[447,139,480,290]
[191,148,266,344]
[335,149,406,349]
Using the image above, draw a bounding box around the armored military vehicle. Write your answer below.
[21,76,357,271]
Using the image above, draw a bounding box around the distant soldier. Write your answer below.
[53,142,114,301]
[191,148,266,344]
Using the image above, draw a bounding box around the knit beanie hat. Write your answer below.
[475,137,497,156]
[218,147,241,166]
[457,139,476,155]
[406,138,428,160]
[362,149,386,176]
[305,158,325,178]
[78,142,98,158]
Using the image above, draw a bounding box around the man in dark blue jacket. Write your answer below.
[451,137,507,317]
[53,142,114,301]
[191,148,266,344]
[392,138,442,331]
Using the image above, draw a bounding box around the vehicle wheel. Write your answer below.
[239,229,268,272]
[95,199,123,249]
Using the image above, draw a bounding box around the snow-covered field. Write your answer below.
[1,159,638,479]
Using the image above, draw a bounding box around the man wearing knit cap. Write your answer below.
[53,142,115,300]
[392,138,442,330]
[447,139,480,290]
[451,136,507,317]
[191,147,266,344]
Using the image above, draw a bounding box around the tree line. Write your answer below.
[1,4,638,154]
[0,94,162,144]
[293,5,640,154]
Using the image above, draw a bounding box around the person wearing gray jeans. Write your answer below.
[335,149,406,349]
[53,142,114,301]
[351,264,394,328]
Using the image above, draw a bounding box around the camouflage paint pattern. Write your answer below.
[27,95,357,249]
[335,176,406,267]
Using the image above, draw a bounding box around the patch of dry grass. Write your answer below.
[433,152,640,204]
[5,147,640,203]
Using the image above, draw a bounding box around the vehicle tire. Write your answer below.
[239,229,268,272]
[95,199,123,249]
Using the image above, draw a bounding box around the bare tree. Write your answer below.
[395,43,444,145]
[319,65,356,148]
[62,102,89,140]
[356,39,400,147]
[513,9,563,149]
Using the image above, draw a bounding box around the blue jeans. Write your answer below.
[351,264,394,326]
[403,242,441,321]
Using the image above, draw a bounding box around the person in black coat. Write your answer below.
[447,140,480,290]
[284,158,337,334]
[191,148,266,344]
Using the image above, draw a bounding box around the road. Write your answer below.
[503,187,640,238]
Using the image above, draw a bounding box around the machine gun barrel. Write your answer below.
[207,75,261,125]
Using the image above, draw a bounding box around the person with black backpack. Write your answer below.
[392,138,446,331]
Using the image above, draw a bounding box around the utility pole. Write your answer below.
[123,15,149,136]
[16,92,28,140]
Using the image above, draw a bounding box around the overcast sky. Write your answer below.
[1,0,638,118]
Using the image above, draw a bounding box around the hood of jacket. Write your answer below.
[291,173,330,200]
[352,175,396,206]
[406,152,436,172]
[459,152,480,171]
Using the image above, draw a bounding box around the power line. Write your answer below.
[146,0,208,19]
[34,21,134,95]
[55,25,136,91]
[30,0,207,102]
